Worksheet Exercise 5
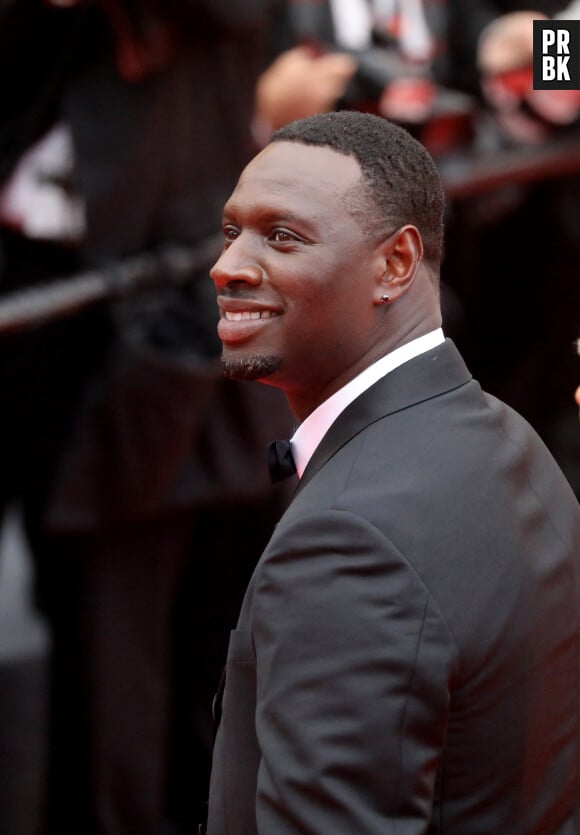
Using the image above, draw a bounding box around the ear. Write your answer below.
[373,225,423,306]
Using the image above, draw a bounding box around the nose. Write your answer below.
[210,239,264,290]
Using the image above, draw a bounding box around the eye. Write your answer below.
[270,228,299,244]
[223,224,240,245]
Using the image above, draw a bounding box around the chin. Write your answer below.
[220,353,282,382]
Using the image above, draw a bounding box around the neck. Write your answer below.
[282,319,442,422]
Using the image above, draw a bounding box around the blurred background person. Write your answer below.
[0,1,296,834]
[441,0,580,497]
[255,0,458,142]
[446,0,580,140]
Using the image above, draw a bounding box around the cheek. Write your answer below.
[294,298,362,361]
[281,251,373,335]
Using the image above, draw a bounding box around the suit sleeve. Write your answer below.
[252,508,458,835]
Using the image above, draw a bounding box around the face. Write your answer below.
[210,141,387,415]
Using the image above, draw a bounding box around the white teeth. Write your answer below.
[225,310,276,321]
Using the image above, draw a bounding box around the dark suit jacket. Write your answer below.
[207,339,580,834]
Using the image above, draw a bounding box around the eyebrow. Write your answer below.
[223,204,319,232]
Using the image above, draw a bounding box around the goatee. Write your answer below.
[221,353,282,381]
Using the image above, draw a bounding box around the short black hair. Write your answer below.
[271,111,445,277]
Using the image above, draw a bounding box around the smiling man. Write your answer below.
[204,111,580,835]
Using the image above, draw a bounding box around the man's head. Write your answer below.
[210,111,445,419]
[271,110,445,276]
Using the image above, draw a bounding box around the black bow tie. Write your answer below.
[268,439,297,483]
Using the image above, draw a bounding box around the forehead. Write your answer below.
[225,141,363,219]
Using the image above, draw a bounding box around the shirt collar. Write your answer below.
[290,328,445,478]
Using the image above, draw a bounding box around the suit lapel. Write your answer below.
[296,339,471,494]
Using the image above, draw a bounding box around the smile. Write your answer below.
[224,310,279,321]
[218,307,281,345]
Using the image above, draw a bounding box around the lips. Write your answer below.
[217,300,282,344]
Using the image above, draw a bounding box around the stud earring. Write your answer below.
[380,294,390,304]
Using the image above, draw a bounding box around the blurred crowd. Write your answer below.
[0,1,578,834]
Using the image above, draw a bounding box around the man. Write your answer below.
[205,111,580,834]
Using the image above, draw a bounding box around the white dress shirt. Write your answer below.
[291,328,444,477]
[330,0,433,60]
